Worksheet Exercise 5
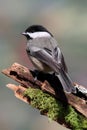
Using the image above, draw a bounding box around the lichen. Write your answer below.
[24,88,87,130]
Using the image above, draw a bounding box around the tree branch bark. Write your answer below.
[2,62,87,129]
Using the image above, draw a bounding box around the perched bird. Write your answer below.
[22,25,76,93]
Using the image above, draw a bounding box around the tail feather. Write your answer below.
[58,69,76,93]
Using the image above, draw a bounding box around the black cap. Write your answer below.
[25,25,53,36]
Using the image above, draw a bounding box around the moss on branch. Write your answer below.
[24,88,87,130]
[2,63,87,129]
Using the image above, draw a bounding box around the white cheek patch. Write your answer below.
[27,32,51,39]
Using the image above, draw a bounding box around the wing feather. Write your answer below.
[29,46,60,73]
[52,46,68,72]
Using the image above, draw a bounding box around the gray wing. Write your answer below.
[28,46,60,73]
[27,37,67,71]
[52,46,76,92]
[27,45,76,93]
[52,46,68,72]
[27,38,68,73]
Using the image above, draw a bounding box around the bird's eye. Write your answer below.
[25,34,32,40]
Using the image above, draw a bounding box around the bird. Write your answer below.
[22,25,76,93]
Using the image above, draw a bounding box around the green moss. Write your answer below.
[65,106,87,130]
[24,88,87,130]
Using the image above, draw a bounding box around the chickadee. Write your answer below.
[22,25,76,93]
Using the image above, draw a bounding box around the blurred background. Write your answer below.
[0,0,87,130]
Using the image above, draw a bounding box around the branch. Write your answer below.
[2,63,87,129]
